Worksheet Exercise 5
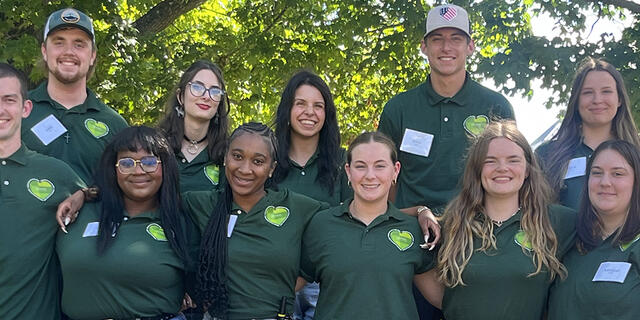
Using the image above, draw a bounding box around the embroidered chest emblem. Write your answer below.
[620,234,640,252]
[204,164,220,185]
[264,206,290,227]
[514,230,533,251]
[463,115,489,136]
[27,178,55,201]
[84,118,109,138]
[146,223,168,241]
[388,229,414,251]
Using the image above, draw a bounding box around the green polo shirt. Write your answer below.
[277,150,352,206]
[0,145,84,320]
[536,141,592,210]
[548,233,640,320]
[378,74,514,214]
[301,200,434,319]
[441,204,575,320]
[23,81,128,183]
[56,202,198,319]
[183,188,328,319]
[176,148,225,192]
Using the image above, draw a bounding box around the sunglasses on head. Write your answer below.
[115,156,161,174]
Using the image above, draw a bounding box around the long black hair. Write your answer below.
[158,60,230,164]
[197,122,277,317]
[94,126,190,265]
[272,70,341,193]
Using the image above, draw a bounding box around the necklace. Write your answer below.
[490,207,521,227]
[184,134,207,155]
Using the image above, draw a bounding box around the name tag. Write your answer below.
[227,215,238,238]
[400,128,434,157]
[592,261,631,283]
[82,222,99,237]
[30,114,68,146]
[564,156,587,179]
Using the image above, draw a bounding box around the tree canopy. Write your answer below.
[2,0,639,143]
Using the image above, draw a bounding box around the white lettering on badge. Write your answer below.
[30,114,67,146]
[400,128,434,158]
[592,261,631,283]
[564,156,587,180]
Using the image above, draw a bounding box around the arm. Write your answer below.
[413,269,444,310]
[399,206,440,250]
[56,187,98,232]
[295,277,307,292]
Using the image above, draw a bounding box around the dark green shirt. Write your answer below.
[0,145,84,320]
[23,82,128,183]
[301,201,434,319]
[536,141,593,210]
[442,205,576,320]
[378,74,514,214]
[56,203,197,319]
[176,148,224,192]
[182,188,328,319]
[277,150,352,206]
[548,233,640,320]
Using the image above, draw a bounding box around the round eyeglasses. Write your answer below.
[115,156,162,174]
[188,82,225,102]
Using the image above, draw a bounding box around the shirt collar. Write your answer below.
[425,72,471,106]
[30,81,101,112]
[333,199,405,222]
[3,144,31,166]
[288,149,320,169]
[230,188,287,215]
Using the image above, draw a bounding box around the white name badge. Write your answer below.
[592,261,631,283]
[227,215,238,238]
[400,128,434,158]
[82,222,99,237]
[564,156,587,180]
[30,114,67,146]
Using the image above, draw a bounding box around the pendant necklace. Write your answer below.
[490,207,521,227]
[184,134,207,155]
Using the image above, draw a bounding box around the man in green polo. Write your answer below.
[0,63,84,319]
[22,8,128,183]
[378,4,514,319]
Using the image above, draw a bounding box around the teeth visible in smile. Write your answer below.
[440,57,454,60]
[300,120,315,125]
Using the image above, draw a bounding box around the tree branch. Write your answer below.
[599,0,640,13]
[132,0,208,37]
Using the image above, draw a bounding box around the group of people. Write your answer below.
[1,3,639,320]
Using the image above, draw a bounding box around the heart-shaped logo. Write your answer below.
[146,223,168,241]
[463,115,489,136]
[388,229,414,251]
[620,233,640,252]
[27,178,55,201]
[204,164,220,185]
[84,118,109,138]
[264,206,290,227]
[514,230,533,251]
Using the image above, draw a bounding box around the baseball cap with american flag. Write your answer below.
[425,4,471,38]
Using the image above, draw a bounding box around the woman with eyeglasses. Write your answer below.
[56,126,198,320]
[158,60,230,192]
[536,58,640,210]
[548,140,640,319]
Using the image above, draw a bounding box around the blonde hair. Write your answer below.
[438,120,567,287]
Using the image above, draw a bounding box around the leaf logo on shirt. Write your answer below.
[388,229,414,251]
[27,178,55,201]
[146,223,168,241]
[514,230,533,251]
[463,115,489,136]
[204,164,220,185]
[84,118,109,138]
[620,233,640,252]
[264,206,290,227]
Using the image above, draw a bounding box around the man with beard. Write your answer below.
[22,8,128,183]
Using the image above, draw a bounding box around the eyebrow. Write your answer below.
[1,93,19,99]
[193,80,220,88]
[230,148,267,158]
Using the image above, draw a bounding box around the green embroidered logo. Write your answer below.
[514,230,533,251]
[264,206,290,227]
[388,229,414,251]
[84,118,109,138]
[146,223,168,241]
[27,178,55,201]
[204,164,220,185]
[463,115,490,136]
[620,233,640,252]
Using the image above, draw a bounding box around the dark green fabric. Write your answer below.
[0,145,84,320]
[176,148,225,192]
[441,204,576,320]
[548,232,640,320]
[378,73,514,214]
[182,188,328,319]
[56,204,198,319]
[536,141,593,210]
[301,200,434,319]
[23,81,128,183]
[277,149,352,206]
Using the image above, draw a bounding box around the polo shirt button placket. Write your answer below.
[236,210,242,215]
[1,160,6,165]
[443,116,449,122]
[3,180,8,186]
